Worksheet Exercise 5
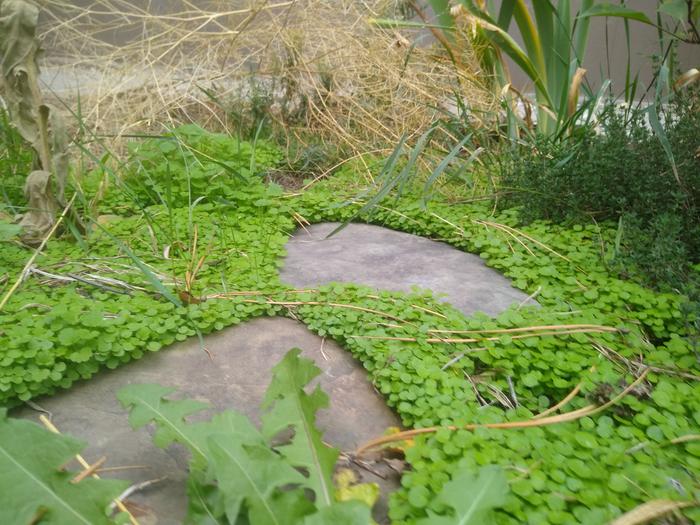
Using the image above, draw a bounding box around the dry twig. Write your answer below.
[38,415,139,525]
[356,368,650,455]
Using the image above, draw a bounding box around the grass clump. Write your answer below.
[0,108,33,209]
[37,0,493,158]
[123,124,282,209]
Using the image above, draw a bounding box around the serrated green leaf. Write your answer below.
[207,435,307,525]
[261,348,339,507]
[302,501,373,525]
[117,379,334,522]
[417,465,509,525]
[183,410,274,524]
[117,383,209,459]
[184,475,226,525]
[0,408,126,525]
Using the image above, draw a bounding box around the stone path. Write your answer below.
[15,223,534,524]
[281,223,535,316]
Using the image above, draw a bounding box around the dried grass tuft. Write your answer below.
[36,0,494,156]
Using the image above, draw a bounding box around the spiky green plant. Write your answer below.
[430,0,656,137]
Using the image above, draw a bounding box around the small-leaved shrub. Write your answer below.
[499,93,700,291]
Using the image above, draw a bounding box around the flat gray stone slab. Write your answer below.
[15,317,399,524]
[281,223,534,317]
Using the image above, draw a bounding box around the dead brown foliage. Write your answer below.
[36,0,494,156]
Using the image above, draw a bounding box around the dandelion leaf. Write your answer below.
[417,465,509,525]
[302,501,373,525]
[261,348,339,507]
[208,436,309,525]
[0,408,126,525]
[117,383,210,459]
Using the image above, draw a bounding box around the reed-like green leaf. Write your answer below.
[552,1,573,126]
[573,0,594,63]
[531,2,554,80]
[578,3,652,25]
[422,133,474,204]
[495,0,516,30]
[468,15,552,109]
[427,0,456,35]
[512,0,546,81]
[368,18,452,30]
[647,62,680,186]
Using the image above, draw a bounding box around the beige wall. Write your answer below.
[509,1,698,96]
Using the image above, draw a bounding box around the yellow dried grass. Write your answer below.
[355,367,650,455]
[610,499,698,525]
[36,0,494,156]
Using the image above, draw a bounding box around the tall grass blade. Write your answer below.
[328,126,436,237]
[326,135,407,237]
[250,118,266,175]
[46,87,170,241]
[647,62,680,186]
[93,222,183,307]
[368,18,452,30]
[396,126,436,197]
[422,133,473,205]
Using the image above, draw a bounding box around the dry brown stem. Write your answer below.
[38,415,139,525]
[356,368,650,455]
[36,0,493,158]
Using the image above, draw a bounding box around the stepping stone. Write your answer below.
[281,223,535,317]
[15,317,399,524]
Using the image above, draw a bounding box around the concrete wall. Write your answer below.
[509,1,697,95]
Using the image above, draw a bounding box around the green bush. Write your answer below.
[499,93,700,291]
[125,124,282,208]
